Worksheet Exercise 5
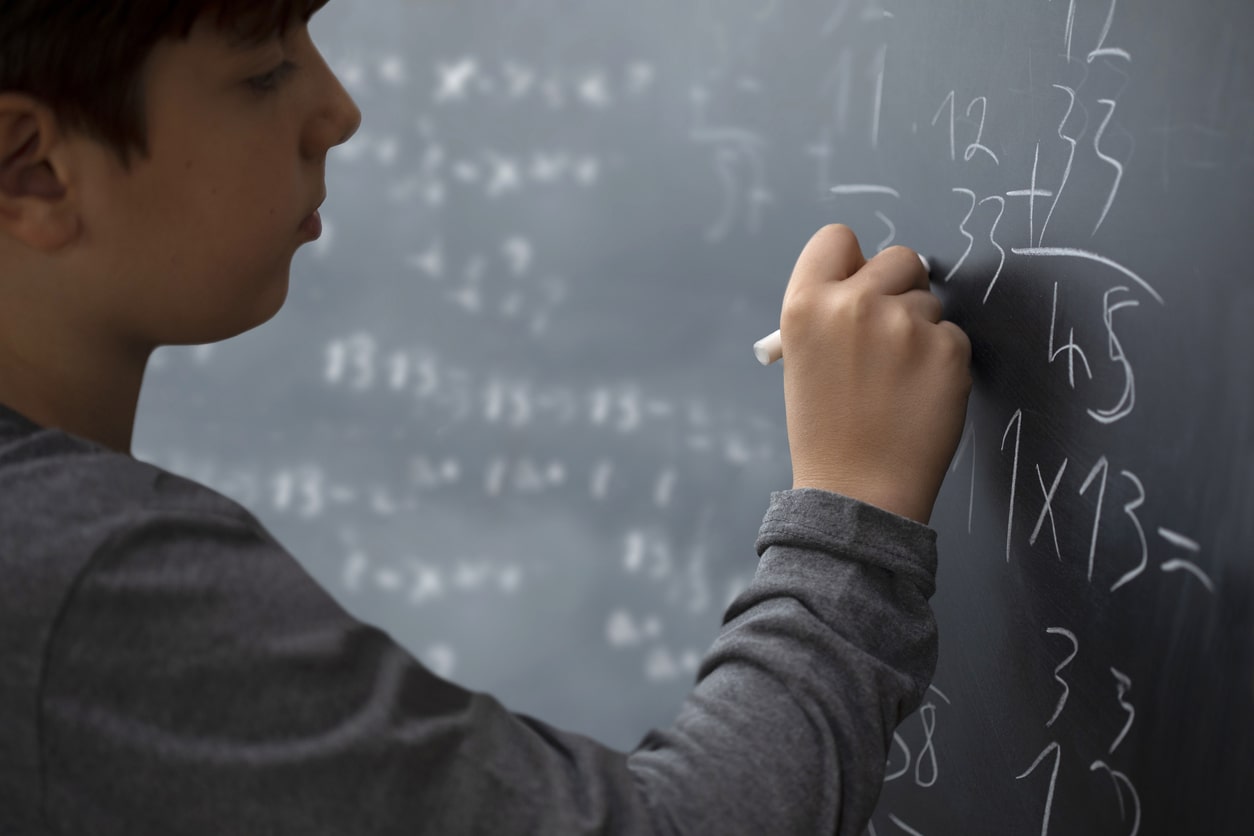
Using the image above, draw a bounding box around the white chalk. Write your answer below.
[754,252,931,366]
[753,330,784,366]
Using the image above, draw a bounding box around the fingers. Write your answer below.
[938,319,974,364]
[856,245,930,295]
[898,288,945,323]
[785,225,867,299]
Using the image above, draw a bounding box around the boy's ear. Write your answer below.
[0,96,80,253]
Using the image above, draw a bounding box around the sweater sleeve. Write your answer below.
[38,488,937,836]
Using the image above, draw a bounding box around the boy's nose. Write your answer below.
[333,97,362,149]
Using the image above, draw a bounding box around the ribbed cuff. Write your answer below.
[754,488,938,598]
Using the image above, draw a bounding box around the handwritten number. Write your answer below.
[949,421,977,532]
[1064,0,1077,61]
[979,196,1007,302]
[1090,761,1142,836]
[945,188,977,282]
[1048,282,1094,388]
[1079,460,1149,592]
[964,97,1000,165]
[1044,628,1079,727]
[1002,409,1023,562]
[1040,85,1077,247]
[932,90,956,161]
[932,91,998,166]
[1088,0,1132,63]
[1079,456,1109,582]
[1108,667,1135,753]
[871,45,887,148]
[1017,741,1062,836]
[1109,470,1147,592]
[874,210,896,252]
[1089,286,1139,426]
[884,731,911,782]
[914,704,939,787]
[1092,99,1125,235]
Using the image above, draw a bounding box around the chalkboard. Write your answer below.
[132,0,1253,832]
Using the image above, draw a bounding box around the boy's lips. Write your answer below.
[299,209,322,240]
[304,190,326,221]
[299,192,326,239]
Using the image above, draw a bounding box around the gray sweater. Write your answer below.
[0,400,938,835]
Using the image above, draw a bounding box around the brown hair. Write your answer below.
[0,1,331,171]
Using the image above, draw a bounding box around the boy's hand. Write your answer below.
[779,225,972,525]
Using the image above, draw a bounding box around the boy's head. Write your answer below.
[0,1,361,451]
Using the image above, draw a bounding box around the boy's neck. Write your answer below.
[0,321,149,456]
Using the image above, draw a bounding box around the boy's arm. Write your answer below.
[628,487,939,834]
[38,488,934,836]
[38,226,969,834]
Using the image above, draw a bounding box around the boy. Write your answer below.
[0,1,971,833]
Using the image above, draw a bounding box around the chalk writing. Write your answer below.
[887,813,926,836]
[1108,667,1135,754]
[1092,98,1125,235]
[1079,456,1110,582]
[1109,470,1147,593]
[140,6,1246,833]
[1030,459,1069,560]
[1002,409,1023,562]
[948,421,977,533]
[1006,144,1054,246]
[964,97,999,165]
[1009,248,1164,305]
[1017,741,1062,836]
[1039,85,1077,246]
[945,188,978,282]
[913,703,939,788]
[1088,0,1132,64]
[885,732,911,782]
[978,195,1007,302]
[1089,761,1141,835]
[1044,628,1079,727]
[1048,282,1094,388]
[831,184,902,198]
[1157,529,1215,593]
[932,89,956,161]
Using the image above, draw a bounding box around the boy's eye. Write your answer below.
[248,60,297,93]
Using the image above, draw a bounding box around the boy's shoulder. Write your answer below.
[0,399,268,639]
[0,400,253,541]
[0,401,273,825]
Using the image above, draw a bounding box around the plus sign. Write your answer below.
[1006,142,1053,246]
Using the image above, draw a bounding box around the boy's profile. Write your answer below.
[0,2,972,834]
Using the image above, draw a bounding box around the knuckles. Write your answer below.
[832,286,875,330]
[880,302,917,343]
[812,223,858,251]
[933,324,974,386]
[779,286,818,334]
[877,244,919,265]
[781,234,974,387]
